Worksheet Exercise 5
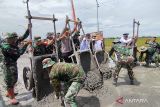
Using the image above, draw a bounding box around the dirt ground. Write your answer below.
[0,54,160,107]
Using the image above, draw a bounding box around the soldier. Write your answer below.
[145,37,157,44]
[0,38,4,73]
[1,29,30,105]
[109,39,135,85]
[145,37,158,66]
[109,39,121,58]
[154,42,160,67]
[139,37,158,66]
[33,36,47,56]
[42,58,85,107]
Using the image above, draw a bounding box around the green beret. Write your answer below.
[5,32,18,39]
[34,36,41,42]
[42,58,55,69]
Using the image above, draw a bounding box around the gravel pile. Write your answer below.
[84,69,103,92]
[100,64,113,80]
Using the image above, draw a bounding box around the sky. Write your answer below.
[0,0,160,38]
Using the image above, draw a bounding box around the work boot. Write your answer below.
[6,89,18,98]
[55,92,59,99]
[113,78,118,86]
[155,62,159,67]
[8,88,19,105]
[64,101,73,107]
[130,80,134,85]
[144,62,150,67]
[5,90,10,98]
[10,98,19,105]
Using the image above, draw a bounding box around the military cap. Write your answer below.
[42,58,55,69]
[34,36,41,42]
[138,46,147,52]
[5,32,18,39]
[123,33,129,36]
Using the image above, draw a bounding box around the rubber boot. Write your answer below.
[130,80,134,85]
[6,88,18,98]
[5,90,10,98]
[8,88,19,105]
[113,78,118,86]
[113,73,118,86]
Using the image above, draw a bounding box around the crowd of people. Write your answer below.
[0,21,160,106]
[109,33,160,85]
[0,19,104,106]
[0,28,30,105]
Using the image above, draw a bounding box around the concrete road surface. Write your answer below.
[0,54,160,107]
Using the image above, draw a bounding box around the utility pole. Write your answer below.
[70,0,76,21]
[96,0,99,32]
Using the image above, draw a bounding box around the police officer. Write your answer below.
[109,39,135,85]
[1,29,30,105]
[42,58,85,107]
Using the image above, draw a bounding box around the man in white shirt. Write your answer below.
[80,33,91,52]
[94,40,103,51]
[119,33,132,46]
[120,33,138,65]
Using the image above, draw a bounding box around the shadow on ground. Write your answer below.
[77,96,100,107]
[7,104,32,107]
[116,76,141,86]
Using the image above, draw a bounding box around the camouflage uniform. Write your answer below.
[0,48,4,72]
[33,44,47,56]
[146,42,156,65]
[49,62,85,107]
[139,41,158,66]
[110,44,134,85]
[1,29,29,90]
[151,42,160,66]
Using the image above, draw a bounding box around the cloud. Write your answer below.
[0,0,160,37]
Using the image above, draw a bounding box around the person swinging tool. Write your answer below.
[57,17,78,63]
[42,58,85,107]
[109,39,135,86]
[1,28,30,105]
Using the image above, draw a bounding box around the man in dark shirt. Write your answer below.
[33,36,47,56]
